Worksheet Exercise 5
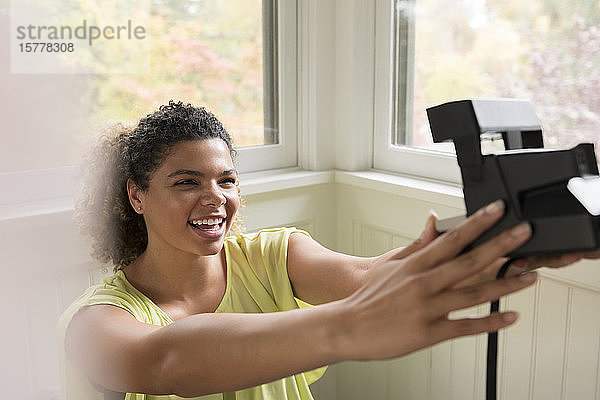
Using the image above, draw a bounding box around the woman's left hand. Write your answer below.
[509,253,584,272]
[509,249,600,273]
[426,215,600,286]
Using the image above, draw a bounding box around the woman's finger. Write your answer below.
[583,250,600,259]
[451,258,508,288]
[511,253,583,270]
[427,222,532,293]
[511,248,600,271]
[407,200,505,274]
[429,310,519,344]
[426,271,537,318]
[392,212,440,260]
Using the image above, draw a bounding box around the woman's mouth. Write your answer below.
[188,217,226,238]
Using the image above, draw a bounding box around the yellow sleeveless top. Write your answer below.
[57,227,326,400]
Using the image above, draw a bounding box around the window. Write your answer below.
[373,0,461,182]
[375,0,600,182]
[2,0,296,207]
[87,0,281,148]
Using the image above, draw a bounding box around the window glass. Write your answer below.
[395,0,600,153]
[2,0,276,173]
[86,0,278,148]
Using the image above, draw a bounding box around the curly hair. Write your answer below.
[76,101,244,271]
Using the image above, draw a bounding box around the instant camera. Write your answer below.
[427,99,600,257]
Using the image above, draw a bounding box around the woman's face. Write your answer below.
[133,138,240,257]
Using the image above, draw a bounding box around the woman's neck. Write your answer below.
[123,242,227,311]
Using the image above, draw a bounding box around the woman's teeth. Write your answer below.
[189,217,224,228]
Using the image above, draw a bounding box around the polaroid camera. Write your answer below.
[427,99,600,257]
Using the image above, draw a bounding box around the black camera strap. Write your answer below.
[486,259,516,400]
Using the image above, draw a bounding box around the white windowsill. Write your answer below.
[239,168,334,195]
[0,168,465,221]
[334,169,464,208]
[238,168,466,208]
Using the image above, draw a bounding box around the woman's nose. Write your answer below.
[200,183,226,207]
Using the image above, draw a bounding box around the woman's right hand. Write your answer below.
[336,200,537,361]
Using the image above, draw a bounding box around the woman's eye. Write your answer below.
[220,178,237,186]
[175,179,197,186]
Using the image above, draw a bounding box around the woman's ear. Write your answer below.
[127,179,145,214]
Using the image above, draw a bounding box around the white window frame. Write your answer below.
[372,0,461,184]
[236,0,298,172]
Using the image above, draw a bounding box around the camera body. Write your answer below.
[426,99,600,257]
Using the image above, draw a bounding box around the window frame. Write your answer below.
[235,0,297,173]
[372,0,461,184]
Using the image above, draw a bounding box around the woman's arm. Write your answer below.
[65,301,346,397]
[65,200,537,397]
[288,207,600,303]
[286,213,440,305]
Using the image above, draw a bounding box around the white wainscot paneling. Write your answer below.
[241,183,337,249]
[500,276,600,400]
[334,182,464,257]
[328,183,600,400]
[352,222,412,257]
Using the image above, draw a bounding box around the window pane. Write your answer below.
[88,0,278,148]
[1,0,276,173]
[395,0,600,153]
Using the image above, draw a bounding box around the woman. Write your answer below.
[58,101,588,400]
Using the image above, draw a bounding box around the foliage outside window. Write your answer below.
[394,0,600,153]
[88,0,277,148]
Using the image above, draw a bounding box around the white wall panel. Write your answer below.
[500,283,537,400]
[430,341,452,400]
[388,349,431,399]
[335,183,464,258]
[449,306,485,400]
[241,184,336,249]
[531,279,569,400]
[330,183,600,400]
[352,221,407,257]
[563,287,600,399]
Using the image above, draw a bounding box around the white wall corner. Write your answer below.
[297,0,336,171]
[334,0,375,171]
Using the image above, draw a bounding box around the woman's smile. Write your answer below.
[188,215,227,238]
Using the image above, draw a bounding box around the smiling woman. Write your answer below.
[58,101,587,400]
[74,101,243,269]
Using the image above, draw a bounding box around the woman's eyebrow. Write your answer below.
[222,169,238,177]
[167,169,237,178]
[167,169,203,178]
